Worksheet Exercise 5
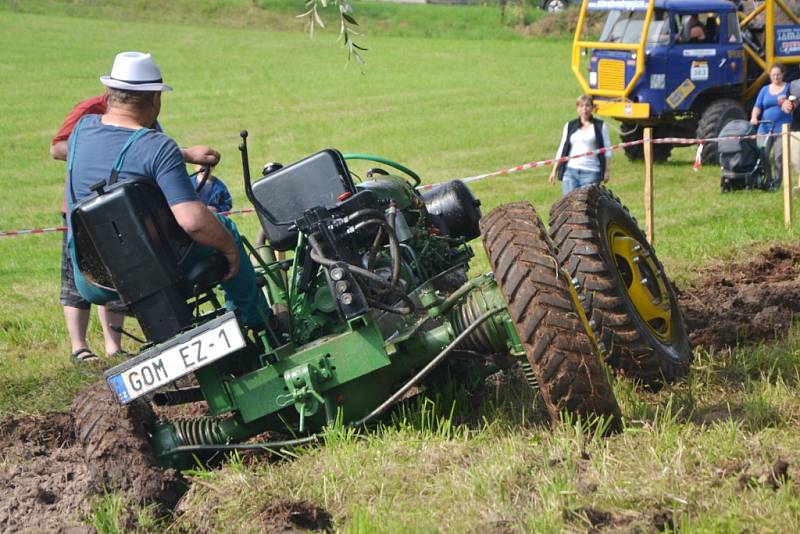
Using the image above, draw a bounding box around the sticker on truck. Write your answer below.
[666,79,696,109]
[690,61,709,81]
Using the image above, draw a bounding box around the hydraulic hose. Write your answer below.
[307,233,415,314]
[351,307,503,425]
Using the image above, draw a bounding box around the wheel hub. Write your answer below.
[607,223,672,343]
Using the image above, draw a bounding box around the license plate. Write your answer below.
[105,313,246,404]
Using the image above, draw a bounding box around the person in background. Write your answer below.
[751,63,792,145]
[51,93,127,362]
[751,63,793,188]
[191,165,233,213]
[549,95,612,196]
[688,23,707,43]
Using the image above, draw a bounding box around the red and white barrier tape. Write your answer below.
[418,131,777,191]
[0,131,783,238]
[0,208,257,238]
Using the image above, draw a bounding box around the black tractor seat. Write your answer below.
[71,176,227,343]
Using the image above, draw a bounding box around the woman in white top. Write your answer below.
[548,95,612,196]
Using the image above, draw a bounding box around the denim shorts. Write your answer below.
[562,168,602,195]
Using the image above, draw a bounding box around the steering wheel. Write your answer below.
[343,153,422,187]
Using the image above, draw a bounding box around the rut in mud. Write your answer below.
[2,245,799,530]
[678,244,800,350]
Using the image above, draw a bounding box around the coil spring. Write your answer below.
[519,360,539,390]
[450,290,507,355]
[173,417,228,446]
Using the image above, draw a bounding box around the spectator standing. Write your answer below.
[51,93,127,362]
[191,165,233,213]
[549,95,612,196]
[751,63,793,145]
[751,63,793,188]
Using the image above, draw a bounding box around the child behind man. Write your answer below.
[192,165,233,213]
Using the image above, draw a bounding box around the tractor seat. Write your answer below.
[71,177,226,343]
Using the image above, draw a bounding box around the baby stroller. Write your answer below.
[718,119,773,192]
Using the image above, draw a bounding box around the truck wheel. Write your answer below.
[549,186,692,387]
[480,202,621,432]
[620,125,672,161]
[697,99,747,164]
[72,380,179,507]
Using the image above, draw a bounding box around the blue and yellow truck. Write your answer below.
[572,0,800,162]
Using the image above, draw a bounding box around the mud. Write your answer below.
[0,414,93,533]
[0,383,182,533]
[258,499,333,532]
[678,245,800,350]
[738,459,791,491]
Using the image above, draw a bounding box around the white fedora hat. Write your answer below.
[100,51,172,92]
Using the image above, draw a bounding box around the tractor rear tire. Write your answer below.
[697,98,747,164]
[72,380,179,507]
[480,202,621,432]
[549,186,692,387]
[620,125,673,162]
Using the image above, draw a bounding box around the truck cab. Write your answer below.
[587,1,743,117]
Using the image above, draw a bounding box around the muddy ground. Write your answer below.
[677,244,800,350]
[2,245,799,532]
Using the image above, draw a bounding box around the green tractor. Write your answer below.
[70,131,691,501]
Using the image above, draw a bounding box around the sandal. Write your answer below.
[71,348,99,363]
[109,350,133,359]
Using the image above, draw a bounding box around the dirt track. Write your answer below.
[678,244,800,350]
[2,245,799,531]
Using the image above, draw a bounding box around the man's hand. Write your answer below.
[181,145,220,166]
[603,172,610,183]
[50,141,68,161]
[220,243,240,281]
[548,171,556,186]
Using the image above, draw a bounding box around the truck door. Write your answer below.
[664,11,743,112]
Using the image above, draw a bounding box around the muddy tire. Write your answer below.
[697,98,747,164]
[72,380,179,507]
[480,202,621,431]
[549,186,692,387]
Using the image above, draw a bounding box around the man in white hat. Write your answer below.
[64,51,269,337]
[51,57,222,362]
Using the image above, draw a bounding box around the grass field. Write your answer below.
[2,2,800,531]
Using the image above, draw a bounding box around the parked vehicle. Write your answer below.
[571,0,800,163]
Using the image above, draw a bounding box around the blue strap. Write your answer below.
[67,115,89,174]
[111,127,150,174]
[67,116,91,204]
[68,120,151,202]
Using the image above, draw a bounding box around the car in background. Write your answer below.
[540,0,580,11]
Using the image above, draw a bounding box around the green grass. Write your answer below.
[4,0,545,39]
[2,3,800,531]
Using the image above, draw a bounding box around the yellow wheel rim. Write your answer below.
[607,223,672,343]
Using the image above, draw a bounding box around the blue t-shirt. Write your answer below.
[755,84,792,135]
[66,115,198,221]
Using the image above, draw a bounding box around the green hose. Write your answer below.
[343,153,422,187]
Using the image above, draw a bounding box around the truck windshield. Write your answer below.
[599,10,669,45]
